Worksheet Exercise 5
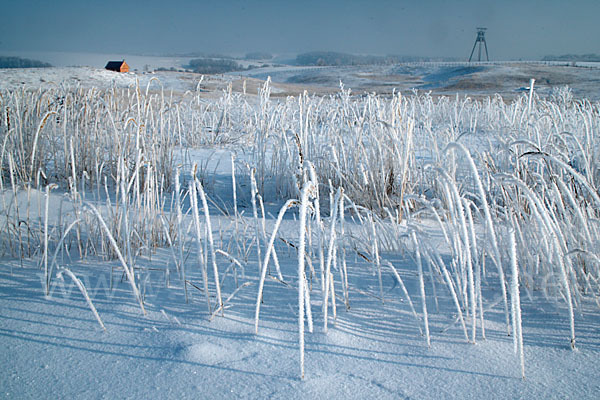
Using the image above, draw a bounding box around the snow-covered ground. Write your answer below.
[4,50,599,99]
[237,62,600,100]
[2,248,600,399]
[2,64,600,398]
[0,66,215,93]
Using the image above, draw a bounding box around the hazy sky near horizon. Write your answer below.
[1,0,598,60]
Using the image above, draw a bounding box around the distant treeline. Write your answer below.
[295,51,457,66]
[542,54,600,62]
[186,58,243,74]
[176,52,236,60]
[244,52,273,60]
[168,51,273,61]
[0,56,52,69]
[184,58,268,74]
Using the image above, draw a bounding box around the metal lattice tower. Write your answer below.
[469,27,489,62]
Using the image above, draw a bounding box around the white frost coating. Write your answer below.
[43,184,55,296]
[255,199,298,334]
[463,198,477,343]
[445,142,510,336]
[411,231,430,347]
[437,167,475,340]
[527,78,535,117]
[528,151,600,209]
[231,154,238,231]
[30,111,57,181]
[174,167,187,301]
[189,171,211,314]
[502,175,576,349]
[196,178,223,315]
[509,229,525,379]
[466,201,486,340]
[298,181,314,380]
[323,188,341,332]
[250,168,262,276]
[385,261,423,336]
[339,188,350,310]
[47,219,80,293]
[425,244,469,341]
[369,213,384,304]
[308,162,326,294]
[87,203,146,315]
[58,268,106,331]
[304,270,313,334]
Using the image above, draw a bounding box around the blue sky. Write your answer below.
[2,0,598,59]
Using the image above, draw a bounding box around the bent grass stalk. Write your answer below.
[255,199,298,334]
[189,170,211,313]
[87,203,146,315]
[47,219,80,295]
[58,268,106,331]
[445,141,510,336]
[385,261,423,336]
[196,177,223,315]
[411,230,430,347]
[501,175,576,348]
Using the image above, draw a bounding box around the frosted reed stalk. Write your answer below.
[426,245,469,341]
[445,142,510,335]
[369,214,384,304]
[509,229,525,379]
[502,175,576,348]
[196,178,223,315]
[58,268,106,331]
[304,270,314,333]
[462,199,477,343]
[43,184,56,296]
[298,181,314,379]
[231,154,240,257]
[87,204,146,315]
[251,168,262,275]
[29,111,57,181]
[174,167,186,296]
[48,219,80,287]
[258,194,282,279]
[323,189,340,332]
[527,79,535,116]
[308,163,326,293]
[189,172,211,313]
[385,261,423,336]
[339,189,349,309]
[255,199,298,333]
[411,231,430,347]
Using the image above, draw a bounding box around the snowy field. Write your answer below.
[238,61,600,100]
[1,65,600,398]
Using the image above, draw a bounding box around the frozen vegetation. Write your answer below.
[1,69,600,398]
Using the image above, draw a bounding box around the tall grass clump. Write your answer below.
[2,73,600,381]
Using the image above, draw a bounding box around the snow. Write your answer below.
[2,256,600,399]
[2,65,600,399]
[237,61,600,100]
[0,66,205,93]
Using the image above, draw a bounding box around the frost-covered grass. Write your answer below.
[1,76,600,388]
